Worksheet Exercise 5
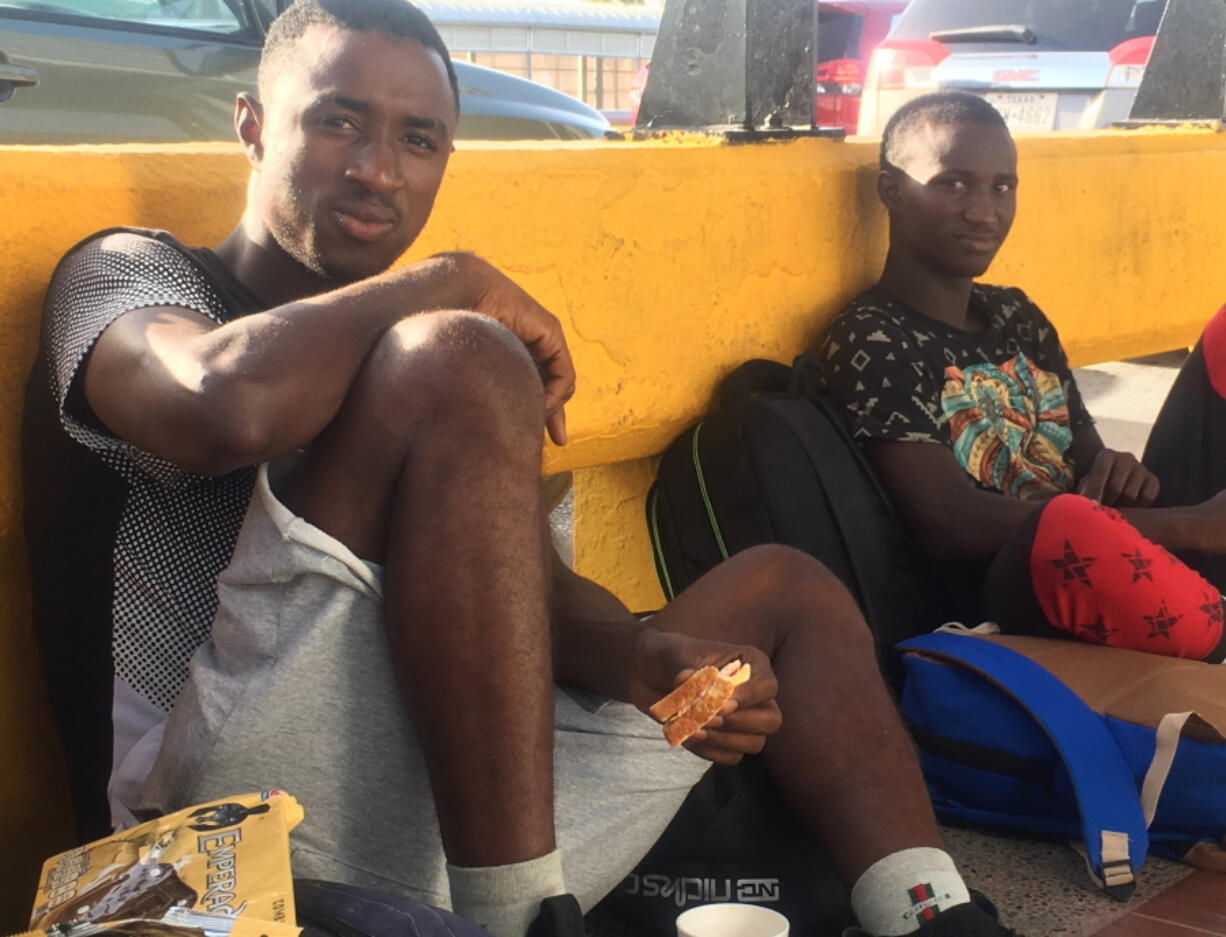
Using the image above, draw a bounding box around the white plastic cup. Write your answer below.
[675,903,790,937]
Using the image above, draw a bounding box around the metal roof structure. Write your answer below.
[420,0,661,58]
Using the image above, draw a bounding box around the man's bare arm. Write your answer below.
[1068,424,1162,507]
[83,253,574,475]
[549,552,781,764]
[867,439,1220,561]
[1067,423,1105,476]
[549,551,644,704]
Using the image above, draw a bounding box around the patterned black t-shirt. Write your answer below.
[23,228,264,835]
[819,284,1094,501]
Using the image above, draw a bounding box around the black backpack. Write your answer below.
[645,355,937,678]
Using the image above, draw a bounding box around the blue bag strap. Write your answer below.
[899,632,1148,900]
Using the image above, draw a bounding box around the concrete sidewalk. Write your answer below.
[1073,351,1186,457]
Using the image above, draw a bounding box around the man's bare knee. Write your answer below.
[287,311,547,560]
[734,544,844,599]
[365,310,544,432]
[733,545,875,647]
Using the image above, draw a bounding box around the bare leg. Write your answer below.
[279,310,555,867]
[649,545,941,885]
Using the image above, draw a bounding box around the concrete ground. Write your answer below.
[580,352,1208,937]
[1073,351,1187,459]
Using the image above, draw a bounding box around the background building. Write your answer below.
[419,0,661,120]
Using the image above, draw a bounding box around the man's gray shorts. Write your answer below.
[142,461,710,911]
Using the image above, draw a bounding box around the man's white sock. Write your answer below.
[448,849,566,937]
[850,847,971,936]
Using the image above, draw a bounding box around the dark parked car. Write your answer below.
[0,0,610,143]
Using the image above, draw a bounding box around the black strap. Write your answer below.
[789,351,824,400]
[768,400,881,613]
[716,359,792,409]
[527,895,586,937]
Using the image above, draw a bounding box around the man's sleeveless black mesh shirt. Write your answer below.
[23,228,264,836]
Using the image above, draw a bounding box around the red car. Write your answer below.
[815,0,911,133]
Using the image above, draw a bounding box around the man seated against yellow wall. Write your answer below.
[819,91,1226,665]
[22,5,1017,936]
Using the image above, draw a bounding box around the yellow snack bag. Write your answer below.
[15,914,302,937]
[16,917,301,937]
[30,792,304,932]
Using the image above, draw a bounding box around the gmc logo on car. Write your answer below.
[994,69,1040,82]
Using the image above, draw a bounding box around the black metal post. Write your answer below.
[1118,0,1226,128]
[635,0,834,139]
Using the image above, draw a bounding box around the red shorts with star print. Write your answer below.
[984,494,1226,662]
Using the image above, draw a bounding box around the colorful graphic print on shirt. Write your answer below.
[941,350,1073,501]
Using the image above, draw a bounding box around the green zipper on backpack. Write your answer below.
[649,422,728,602]
[648,486,677,601]
[691,423,730,562]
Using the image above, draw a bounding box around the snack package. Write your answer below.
[16,911,303,937]
[30,792,304,932]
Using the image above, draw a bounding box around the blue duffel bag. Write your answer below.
[898,631,1226,900]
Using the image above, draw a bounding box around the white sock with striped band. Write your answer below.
[850,847,972,936]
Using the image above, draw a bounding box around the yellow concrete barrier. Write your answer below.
[1,129,1224,926]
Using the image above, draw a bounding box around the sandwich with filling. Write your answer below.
[648,660,751,746]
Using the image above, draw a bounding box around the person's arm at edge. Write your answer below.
[84,251,573,476]
[549,550,646,705]
[867,438,1214,561]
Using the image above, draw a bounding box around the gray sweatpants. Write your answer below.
[141,462,709,911]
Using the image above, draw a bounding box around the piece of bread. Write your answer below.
[662,678,736,746]
[649,665,721,722]
[652,660,752,747]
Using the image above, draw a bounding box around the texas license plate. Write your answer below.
[984,92,1058,132]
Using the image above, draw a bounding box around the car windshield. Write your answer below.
[818,6,865,62]
[891,0,1167,51]
[0,0,249,35]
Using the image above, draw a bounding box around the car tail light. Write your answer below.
[816,58,866,96]
[816,94,863,134]
[865,39,949,91]
[1106,35,1155,88]
[1109,36,1156,65]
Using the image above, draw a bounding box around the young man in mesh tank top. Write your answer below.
[25,5,1020,936]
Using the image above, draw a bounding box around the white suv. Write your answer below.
[856,0,1168,135]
